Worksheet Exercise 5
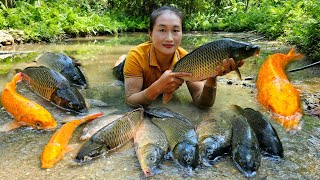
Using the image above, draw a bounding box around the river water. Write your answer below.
[0,32,319,179]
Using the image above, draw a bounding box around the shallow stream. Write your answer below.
[0,32,319,179]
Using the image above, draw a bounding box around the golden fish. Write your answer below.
[41,112,104,168]
[256,49,305,131]
[0,73,57,131]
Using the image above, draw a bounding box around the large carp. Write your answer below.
[256,49,304,131]
[35,52,87,88]
[232,105,283,158]
[163,38,260,103]
[196,118,232,166]
[134,117,169,177]
[80,114,123,140]
[75,108,144,164]
[19,66,87,113]
[231,115,261,177]
[0,73,57,131]
[151,116,199,170]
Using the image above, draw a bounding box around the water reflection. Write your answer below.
[0,32,319,179]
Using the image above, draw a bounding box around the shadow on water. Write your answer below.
[0,32,319,179]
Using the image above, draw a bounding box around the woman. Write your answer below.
[114,6,243,108]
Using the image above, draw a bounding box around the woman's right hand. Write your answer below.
[156,70,192,94]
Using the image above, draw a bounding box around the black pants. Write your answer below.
[112,59,125,81]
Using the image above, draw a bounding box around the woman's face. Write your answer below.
[150,11,182,57]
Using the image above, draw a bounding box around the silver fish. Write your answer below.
[151,116,199,169]
[134,117,169,177]
[196,118,232,166]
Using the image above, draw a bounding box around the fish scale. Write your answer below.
[172,38,259,81]
[75,108,144,163]
[151,117,196,151]
[134,117,169,177]
[197,119,231,144]
[19,66,87,113]
[135,117,168,150]
[163,38,260,103]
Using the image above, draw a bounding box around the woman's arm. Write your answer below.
[187,58,244,108]
[125,70,191,107]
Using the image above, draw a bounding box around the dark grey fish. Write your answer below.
[151,117,199,169]
[233,105,284,158]
[196,118,232,166]
[134,117,169,177]
[19,66,87,113]
[144,107,193,125]
[75,108,144,164]
[231,115,261,177]
[35,52,87,88]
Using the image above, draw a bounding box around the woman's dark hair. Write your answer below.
[149,6,183,32]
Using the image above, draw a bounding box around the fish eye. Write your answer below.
[246,46,250,50]
[35,122,42,127]
[68,102,74,108]
[149,156,155,162]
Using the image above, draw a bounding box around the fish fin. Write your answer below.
[287,48,305,61]
[0,121,22,132]
[235,67,242,80]
[163,93,173,104]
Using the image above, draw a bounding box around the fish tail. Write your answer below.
[80,112,104,124]
[162,93,173,104]
[287,48,305,62]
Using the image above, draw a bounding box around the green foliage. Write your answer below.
[0,0,319,62]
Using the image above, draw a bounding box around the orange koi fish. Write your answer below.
[0,73,57,131]
[256,49,304,131]
[40,112,104,169]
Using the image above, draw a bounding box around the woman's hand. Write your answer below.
[156,70,192,94]
[216,58,244,76]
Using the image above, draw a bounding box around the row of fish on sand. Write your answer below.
[46,106,282,178]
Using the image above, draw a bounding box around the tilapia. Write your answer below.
[256,49,304,131]
[35,52,87,88]
[196,118,232,166]
[231,115,261,177]
[74,108,144,163]
[41,112,104,169]
[151,117,199,169]
[19,66,87,113]
[163,38,260,103]
[134,117,169,177]
[0,73,57,131]
[80,114,123,140]
[232,105,283,158]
